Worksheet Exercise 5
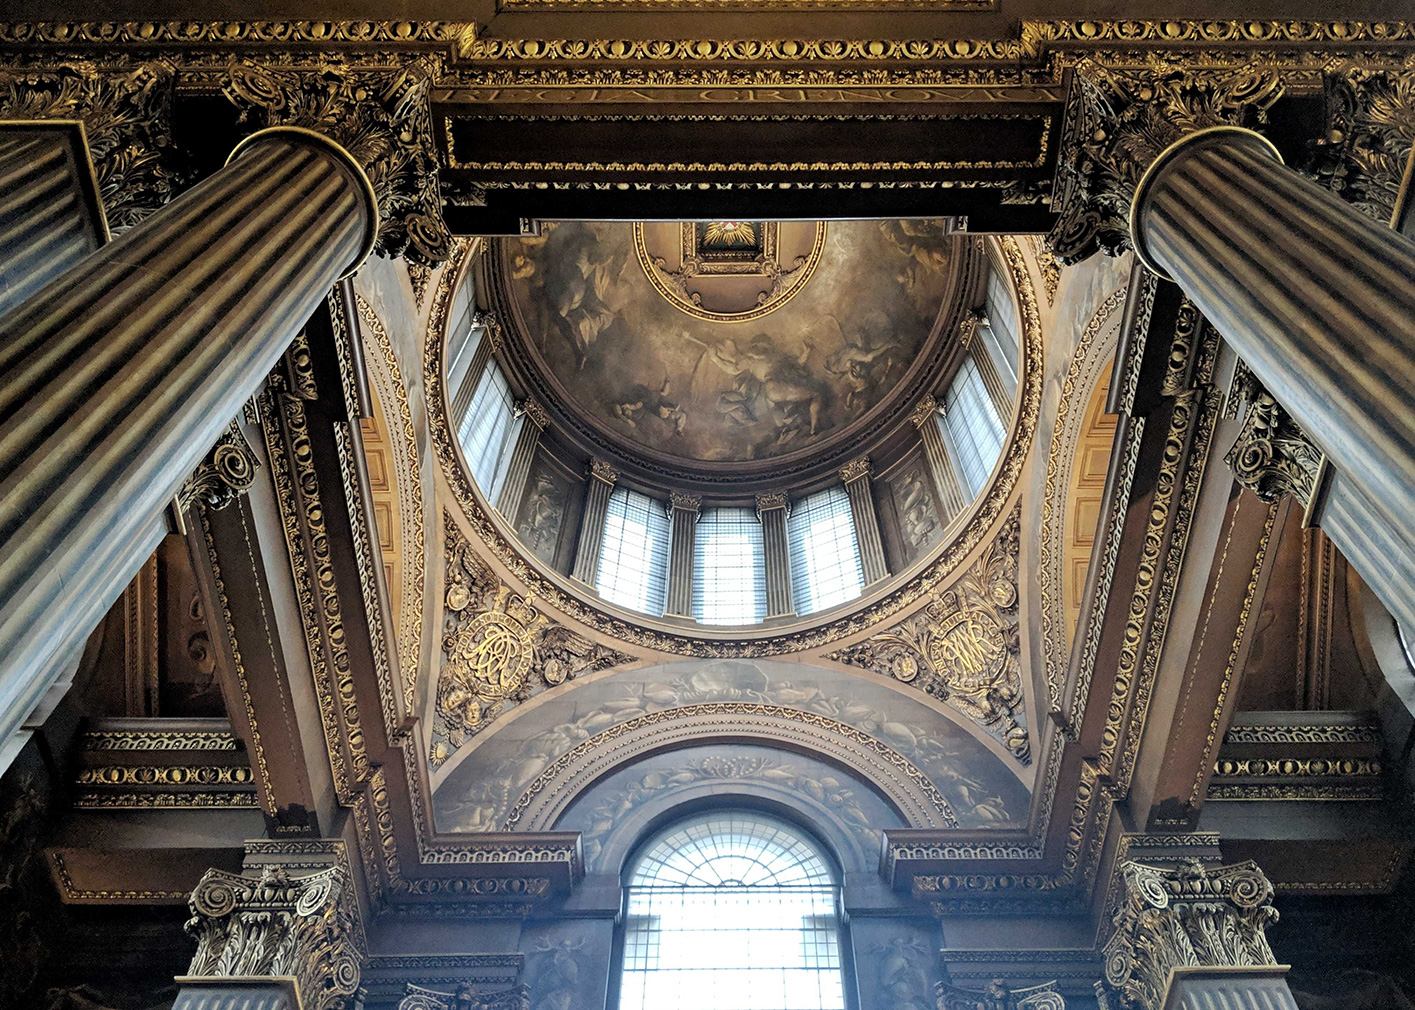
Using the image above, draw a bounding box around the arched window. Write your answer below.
[619,812,846,1010]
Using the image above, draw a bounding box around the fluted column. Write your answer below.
[756,492,793,618]
[1130,125,1415,632]
[0,126,378,753]
[664,492,701,619]
[496,399,549,520]
[911,395,968,522]
[0,124,108,318]
[1100,859,1292,1010]
[572,459,618,586]
[840,457,889,585]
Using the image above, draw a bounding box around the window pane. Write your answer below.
[788,487,865,616]
[986,264,1020,375]
[942,354,1006,499]
[457,361,517,502]
[596,487,671,616]
[692,507,767,625]
[621,813,846,1010]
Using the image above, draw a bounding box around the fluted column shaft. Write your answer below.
[913,397,968,522]
[572,461,617,586]
[0,128,376,751]
[665,494,700,619]
[841,461,889,585]
[496,400,548,520]
[0,125,107,318]
[756,494,793,618]
[1131,126,1415,630]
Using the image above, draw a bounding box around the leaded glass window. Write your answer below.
[596,487,672,616]
[692,507,767,625]
[788,486,865,616]
[620,812,846,1010]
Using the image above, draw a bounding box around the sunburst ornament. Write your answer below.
[702,220,757,248]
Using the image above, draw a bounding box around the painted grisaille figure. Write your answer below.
[0,7,1413,1010]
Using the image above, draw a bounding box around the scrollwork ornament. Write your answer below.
[936,979,1066,1010]
[223,59,450,266]
[399,984,530,1010]
[1225,387,1323,507]
[1099,859,1278,1010]
[1048,58,1284,264]
[178,419,260,512]
[185,865,365,1010]
[828,506,1031,764]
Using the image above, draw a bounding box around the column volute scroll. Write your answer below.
[1100,859,1289,1010]
[182,862,366,1010]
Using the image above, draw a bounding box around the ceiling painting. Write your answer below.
[502,219,962,463]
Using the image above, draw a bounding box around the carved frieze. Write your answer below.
[828,507,1030,764]
[177,419,260,513]
[0,61,174,229]
[1049,59,1284,264]
[1225,385,1324,508]
[185,865,365,1010]
[400,983,530,1010]
[1312,65,1415,225]
[1100,860,1279,1010]
[433,520,634,767]
[223,60,450,266]
[937,979,1065,1010]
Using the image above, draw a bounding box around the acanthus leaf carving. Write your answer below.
[185,864,365,1010]
[1100,859,1278,1010]
[1311,64,1415,225]
[827,506,1030,764]
[178,419,260,513]
[0,60,175,230]
[1049,58,1284,264]
[1224,383,1324,508]
[223,59,451,267]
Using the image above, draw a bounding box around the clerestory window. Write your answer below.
[596,486,672,616]
[458,360,518,503]
[619,812,846,1010]
[692,507,768,625]
[788,486,865,616]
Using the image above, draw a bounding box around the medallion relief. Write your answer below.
[829,506,1030,764]
[432,517,634,768]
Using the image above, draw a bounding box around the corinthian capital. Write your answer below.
[1049,59,1284,264]
[1101,859,1279,1010]
[1310,64,1415,225]
[224,59,450,267]
[0,60,175,229]
[1225,386,1324,508]
[185,864,365,1010]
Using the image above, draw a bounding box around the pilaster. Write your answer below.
[496,399,549,521]
[911,395,967,521]
[840,457,889,585]
[664,492,701,619]
[755,492,793,618]
[571,459,618,587]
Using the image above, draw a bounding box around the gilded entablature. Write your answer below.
[432,516,634,768]
[828,505,1030,765]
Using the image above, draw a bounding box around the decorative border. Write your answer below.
[630,221,827,325]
